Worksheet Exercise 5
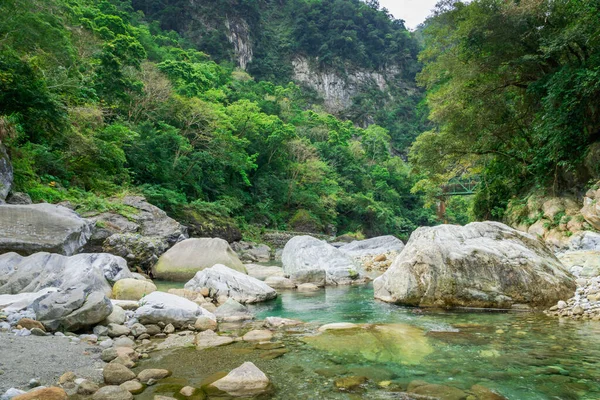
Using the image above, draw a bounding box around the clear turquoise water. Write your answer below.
[141,283,600,399]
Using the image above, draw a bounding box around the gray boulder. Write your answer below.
[0,142,12,201]
[5,192,32,205]
[0,252,132,331]
[244,264,285,281]
[558,250,600,278]
[184,264,277,304]
[32,287,113,331]
[84,196,188,271]
[231,242,271,262]
[103,233,169,273]
[339,235,404,257]
[0,203,92,255]
[153,238,246,281]
[281,236,363,285]
[213,298,254,322]
[0,252,131,296]
[374,222,576,309]
[134,291,215,328]
[568,231,600,252]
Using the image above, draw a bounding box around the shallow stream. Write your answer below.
[139,283,600,399]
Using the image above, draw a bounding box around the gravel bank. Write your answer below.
[0,332,104,393]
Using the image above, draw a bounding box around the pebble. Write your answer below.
[28,378,41,388]
[546,275,600,319]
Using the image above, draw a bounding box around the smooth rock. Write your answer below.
[185,264,277,304]
[282,236,363,285]
[12,388,67,400]
[244,264,284,281]
[408,383,467,400]
[104,306,126,325]
[213,299,254,322]
[374,222,576,308]
[112,279,157,301]
[77,380,99,395]
[153,238,245,281]
[263,276,296,290]
[107,323,130,338]
[119,380,144,395]
[179,386,197,397]
[318,322,358,332]
[209,362,270,397]
[135,292,215,328]
[194,316,218,331]
[297,283,320,292]
[195,330,234,350]
[0,204,91,256]
[242,330,273,342]
[338,236,404,257]
[137,369,171,384]
[103,363,136,385]
[16,318,44,331]
[264,317,303,328]
[92,385,133,400]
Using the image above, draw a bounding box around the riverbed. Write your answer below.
[140,283,600,399]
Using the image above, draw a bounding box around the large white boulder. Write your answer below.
[374,222,576,309]
[135,291,215,328]
[281,236,363,285]
[0,203,92,255]
[339,235,404,258]
[184,264,276,304]
[153,238,246,281]
[0,252,131,296]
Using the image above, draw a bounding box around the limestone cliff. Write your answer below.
[291,56,400,114]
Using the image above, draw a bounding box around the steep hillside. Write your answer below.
[0,0,435,239]
[131,0,426,150]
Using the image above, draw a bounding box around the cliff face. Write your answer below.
[131,0,424,149]
[292,56,398,114]
[225,17,253,70]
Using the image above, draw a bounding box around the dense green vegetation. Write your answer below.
[0,0,436,239]
[130,0,427,151]
[412,0,600,220]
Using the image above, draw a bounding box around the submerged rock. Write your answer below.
[195,330,234,350]
[207,362,271,397]
[153,238,246,281]
[184,264,277,303]
[374,222,575,309]
[282,236,363,285]
[303,323,432,364]
[135,291,215,328]
[0,203,91,256]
